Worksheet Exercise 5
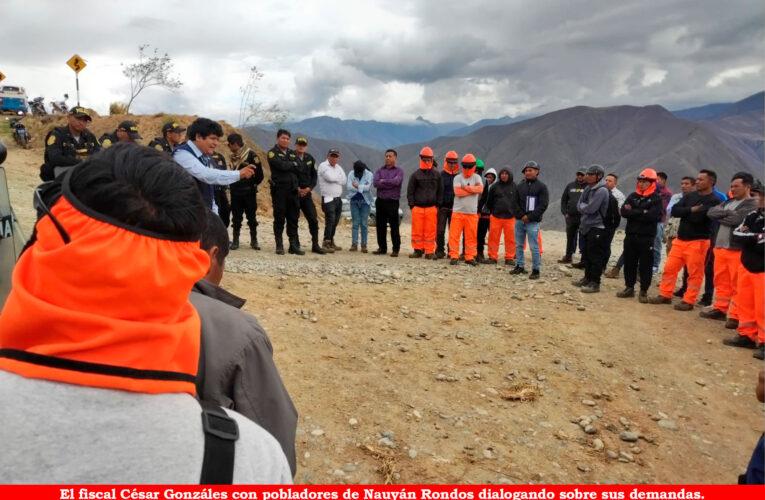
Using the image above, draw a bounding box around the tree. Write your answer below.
[122,45,183,113]
[238,66,290,128]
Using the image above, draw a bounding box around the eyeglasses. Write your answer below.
[33,184,70,244]
[446,159,458,164]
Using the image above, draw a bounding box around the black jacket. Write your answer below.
[733,209,764,274]
[671,191,722,241]
[561,180,587,216]
[486,171,517,219]
[514,178,549,222]
[229,150,265,196]
[267,146,298,189]
[295,152,318,189]
[407,168,443,208]
[440,169,458,208]
[148,136,172,154]
[621,191,663,237]
[41,126,100,181]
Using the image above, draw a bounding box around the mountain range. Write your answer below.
[244,92,763,229]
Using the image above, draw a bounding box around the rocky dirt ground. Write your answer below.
[2,136,763,485]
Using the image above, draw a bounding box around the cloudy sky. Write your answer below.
[1,0,762,125]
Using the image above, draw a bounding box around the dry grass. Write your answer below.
[361,445,398,485]
[500,382,541,402]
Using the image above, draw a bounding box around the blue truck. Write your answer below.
[0,85,28,115]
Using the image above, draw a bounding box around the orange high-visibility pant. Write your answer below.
[488,216,515,260]
[736,265,764,343]
[659,239,710,305]
[523,231,544,254]
[713,248,742,317]
[449,212,479,260]
[411,206,438,254]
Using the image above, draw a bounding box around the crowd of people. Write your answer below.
[1,106,759,483]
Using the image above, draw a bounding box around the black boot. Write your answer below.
[312,241,327,254]
[275,234,285,255]
[288,237,305,255]
[249,228,260,250]
[230,228,240,250]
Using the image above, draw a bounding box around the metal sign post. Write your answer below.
[66,54,87,105]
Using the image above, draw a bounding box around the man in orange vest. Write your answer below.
[448,154,484,266]
[407,147,442,259]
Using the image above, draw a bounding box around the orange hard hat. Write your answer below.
[638,168,658,181]
[461,153,476,165]
[419,146,434,158]
[445,150,458,160]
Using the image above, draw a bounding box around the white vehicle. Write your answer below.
[341,197,404,226]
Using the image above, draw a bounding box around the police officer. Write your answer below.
[267,129,303,255]
[293,137,325,254]
[148,121,186,154]
[99,121,141,148]
[40,107,100,181]
[210,150,232,229]
[227,133,264,250]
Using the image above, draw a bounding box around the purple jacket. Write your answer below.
[373,165,404,200]
[657,183,673,223]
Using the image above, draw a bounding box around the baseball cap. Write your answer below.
[69,107,92,121]
[161,121,186,134]
[328,148,340,156]
[295,137,308,145]
[118,121,142,140]
[576,167,587,175]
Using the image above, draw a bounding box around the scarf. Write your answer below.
[229,146,253,171]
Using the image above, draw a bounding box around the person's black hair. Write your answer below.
[657,172,668,181]
[385,149,398,157]
[200,209,230,265]
[681,176,696,184]
[606,173,618,181]
[69,143,206,240]
[227,133,244,146]
[699,169,717,185]
[187,118,223,142]
[731,171,753,186]
[276,128,291,139]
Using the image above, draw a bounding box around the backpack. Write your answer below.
[603,191,621,228]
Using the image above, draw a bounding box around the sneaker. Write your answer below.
[505,258,516,266]
[581,282,600,293]
[483,258,498,265]
[696,297,712,307]
[571,277,589,287]
[571,261,585,270]
[674,301,693,311]
[424,253,436,260]
[349,244,358,252]
[724,318,739,329]
[450,258,459,265]
[604,267,620,279]
[722,335,758,349]
[699,308,726,321]
[466,259,478,266]
[638,291,649,303]
[372,248,387,255]
[558,256,572,264]
[390,251,399,257]
[529,270,540,280]
[409,250,424,258]
[754,345,764,360]
[510,266,526,275]
[616,287,635,298]
[648,295,671,304]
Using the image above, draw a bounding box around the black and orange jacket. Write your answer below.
[407,167,443,208]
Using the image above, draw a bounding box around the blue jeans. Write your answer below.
[514,220,541,271]
[350,199,371,245]
[653,223,664,270]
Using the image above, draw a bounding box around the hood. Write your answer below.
[498,168,513,184]
[484,167,498,184]
[636,168,657,196]
[443,151,459,174]
[0,191,209,396]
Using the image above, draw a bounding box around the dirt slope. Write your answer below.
[1,126,763,485]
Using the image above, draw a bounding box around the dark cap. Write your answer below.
[295,137,308,145]
[327,148,340,156]
[586,164,605,176]
[522,160,539,172]
[751,179,764,194]
[576,167,587,175]
[118,121,142,140]
[69,106,92,121]
[161,121,186,134]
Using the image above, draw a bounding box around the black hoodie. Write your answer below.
[486,169,517,219]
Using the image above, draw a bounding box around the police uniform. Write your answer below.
[267,145,301,253]
[98,132,118,149]
[295,150,322,251]
[210,152,231,228]
[228,150,265,249]
[148,136,173,154]
[41,126,100,181]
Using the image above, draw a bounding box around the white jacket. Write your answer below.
[317,161,347,200]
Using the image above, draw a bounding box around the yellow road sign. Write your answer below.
[0,71,5,83]
[67,54,86,73]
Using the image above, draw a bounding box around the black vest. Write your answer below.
[175,142,214,210]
